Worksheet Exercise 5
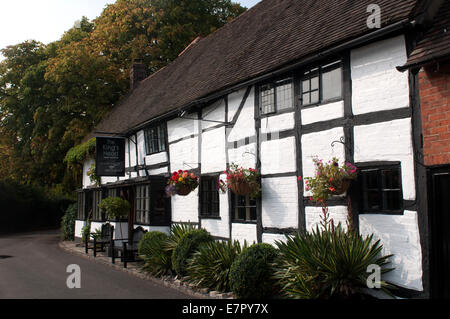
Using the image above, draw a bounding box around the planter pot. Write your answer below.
[177,184,193,196]
[331,179,352,195]
[229,181,253,196]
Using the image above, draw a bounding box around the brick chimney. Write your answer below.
[130,59,147,91]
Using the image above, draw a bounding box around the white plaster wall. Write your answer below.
[227,87,256,142]
[171,189,199,223]
[201,190,230,239]
[260,137,297,175]
[169,137,199,171]
[351,35,409,115]
[359,211,423,291]
[101,176,118,185]
[148,166,169,175]
[90,221,103,232]
[201,127,226,173]
[202,99,226,130]
[109,221,128,241]
[167,115,198,143]
[260,112,295,134]
[261,176,298,229]
[305,206,349,232]
[231,223,257,246]
[262,233,289,247]
[228,143,257,169]
[301,127,346,196]
[354,118,415,200]
[301,100,344,125]
[128,136,137,168]
[74,220,86,238]
[134,224,170,235]
[82,158,95,188]
[136,130,145,168]
[145,151,168,165]
[227,88,247,122]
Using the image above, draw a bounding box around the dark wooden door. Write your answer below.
[150,179,171,226]
[429,167,450,298]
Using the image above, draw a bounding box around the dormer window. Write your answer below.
[259,78,294,115]
[301,60,342,106]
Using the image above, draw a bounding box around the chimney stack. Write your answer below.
[130,58,147,91]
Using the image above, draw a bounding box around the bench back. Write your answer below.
[132,226,147,243]
[101,223,114,240]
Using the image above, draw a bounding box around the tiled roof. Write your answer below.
[400,0,450,70]
[89,0,419,138]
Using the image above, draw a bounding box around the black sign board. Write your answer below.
[95,137,125,176]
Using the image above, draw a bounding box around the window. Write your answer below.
[200,176,220,217]
[231,194,257,222]
[144,123,167,155]
[359,165,403,214]
[92,190,103,221]
[108,188,118,198]
[77,192,85,220]
[259,78,294,115]
[301,61,342,106]
[136,185,150,224]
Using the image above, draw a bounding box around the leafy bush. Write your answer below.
[98,197,130,220]
[61,203,77,241]
[274,225,394,299]
[172,228,213,276]
[138,231,172,277]
[229,243,279,299]
[166,223,197,252]
[186,240,247,292]
[81,219,91,243]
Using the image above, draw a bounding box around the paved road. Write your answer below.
[0,230,194,299]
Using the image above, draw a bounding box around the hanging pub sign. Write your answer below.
[95,137,126,176]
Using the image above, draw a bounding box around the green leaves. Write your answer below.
[98,197,130,219]
[274,225,395,299]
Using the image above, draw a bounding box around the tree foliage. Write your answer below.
[0,0,246,194]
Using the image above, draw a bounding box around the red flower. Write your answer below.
[298,176,302,181]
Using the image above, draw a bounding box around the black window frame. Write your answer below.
[357,163,404,215]
[199,176,220,218]
[300,60,343,108]
[258,76,295,116]
[231,193,257,223]
[144,122,167,156]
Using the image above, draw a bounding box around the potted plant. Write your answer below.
[223,163,261,199]
[304,157,358,203]
[166,170,199,196]
[99,197,130,240]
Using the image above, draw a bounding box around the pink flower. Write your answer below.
[298,176,302,181]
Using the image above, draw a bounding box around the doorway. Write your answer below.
[429,166,450,298]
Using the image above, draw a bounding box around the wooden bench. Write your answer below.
[85,223,114,257]
[111,226,147,268]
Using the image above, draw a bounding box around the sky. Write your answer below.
[0,0,261,59]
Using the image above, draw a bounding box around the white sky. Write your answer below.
[0,0,261,59]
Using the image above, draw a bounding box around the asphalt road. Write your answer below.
[0,230,194,299]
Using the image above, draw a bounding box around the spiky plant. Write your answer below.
[274,225,395,299]
[185,240,247,292]
[166,223,197,252]
[138,231,172,277]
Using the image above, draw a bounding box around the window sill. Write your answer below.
[301,97,343,109]
[199,215,221,220]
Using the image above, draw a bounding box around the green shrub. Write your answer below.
[138,231,172,277]
[61,203,77,241]
[98,197,130,220]
[166,223,197,252]
[229,243,278,299]
[81,220,91,243]
[172,228,213,276]
[186,240,247,292]
[274,225,394,299]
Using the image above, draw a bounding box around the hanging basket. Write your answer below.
[331,179,352,195]
[229,181,253,196]
[177,184,193,196]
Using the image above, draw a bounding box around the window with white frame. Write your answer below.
[136,185,150,224]
[300,60,342,106]
[144,123,167,155]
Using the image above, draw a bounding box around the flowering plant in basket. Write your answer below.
[222,163,261,199]
[304,157,357,203]
[166,170,199,196]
